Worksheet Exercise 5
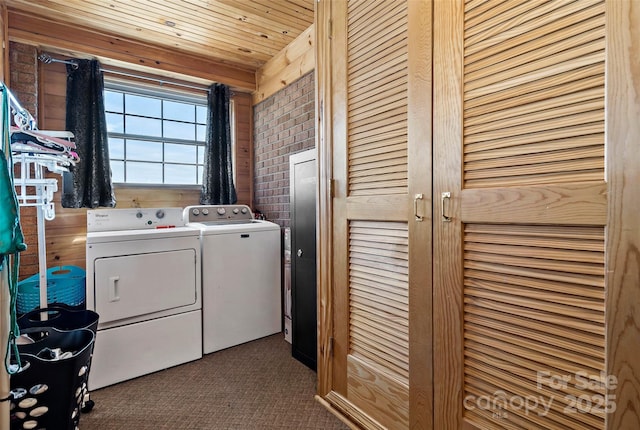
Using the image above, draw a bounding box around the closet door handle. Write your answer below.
[414,194,424,222]
[442,192,452,222]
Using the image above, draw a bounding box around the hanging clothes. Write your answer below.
[62,59,116,208]
[0,83,27,374]
[0,86,27,265]
[200,83,237,205]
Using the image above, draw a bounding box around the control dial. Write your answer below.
[156,209,165,219]
[202,208,209,216]
[217,207,226,215]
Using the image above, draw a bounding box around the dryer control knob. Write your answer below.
[241,207,248,214]
[136,212,143,219]
[202,209,209,215]
[217,207,226,215]
[192,209,200,216]
[156,209,165,219]
[233,208,239,214]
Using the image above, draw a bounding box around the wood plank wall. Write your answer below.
[254,24,315,104]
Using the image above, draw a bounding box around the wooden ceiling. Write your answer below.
[5,0,315,71]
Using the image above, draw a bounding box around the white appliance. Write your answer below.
[86,207,202,390]
[184,205,281,354]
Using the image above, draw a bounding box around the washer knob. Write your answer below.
[202,208,209,215]
[136,212,143,219]
[217,207,226,215]
[192,209,200,216]
[241,207,248,214]
[233,208,239,214]
[156,209,165,219]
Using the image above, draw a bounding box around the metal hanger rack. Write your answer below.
[1,82,76,311]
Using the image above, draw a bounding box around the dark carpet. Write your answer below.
[80,334,349,430]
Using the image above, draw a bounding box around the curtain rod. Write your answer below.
[101,68,211,92]
[37,53,212,92]
[38,53,78,69]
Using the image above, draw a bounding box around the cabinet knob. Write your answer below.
[297,249,303,257]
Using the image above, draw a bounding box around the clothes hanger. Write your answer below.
[10,126,77,150]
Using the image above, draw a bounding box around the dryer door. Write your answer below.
[94,249,197,323]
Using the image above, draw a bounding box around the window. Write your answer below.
[104,82,209,185]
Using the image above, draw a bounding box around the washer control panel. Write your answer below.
[184,205,254,224]
[87,207,185,232]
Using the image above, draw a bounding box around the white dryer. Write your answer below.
[86,208,202,390]
[184,205,281,354]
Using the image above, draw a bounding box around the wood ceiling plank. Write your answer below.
[5,0,315,71]
[8,10,256,91]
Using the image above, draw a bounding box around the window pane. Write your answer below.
[163,120,195,140]
[104,91,123,113]
[196,106,207,124]
[105,81,217,186]
[109,138,124,159]
[126,115,162,137]
[165,143,196,164]
[126,162,162,183]
[106,113,124,133]
[125,94,161,117]
[127,140,163,162]
[197,125,207,142]
[164,101,194,122]
[198,145,205,163]
[165,164,197,185]
[111,160,124,182]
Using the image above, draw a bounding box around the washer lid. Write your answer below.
[188,219,280,234]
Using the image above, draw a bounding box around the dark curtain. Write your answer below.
[200,83,237,205]
[62,59,116,208]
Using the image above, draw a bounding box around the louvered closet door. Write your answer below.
[433,1,609,429]
[322,0,431,429]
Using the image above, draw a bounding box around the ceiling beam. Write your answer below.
[7,9,257,92]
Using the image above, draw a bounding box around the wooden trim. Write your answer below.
[0,4,8,83]
[316,0,334,398]
[324,391,386,430]
[407,0,433,428]
[7,9,256,91]
[253,24,315,104]
[461,182,607,225]
[432,0,465,428]
[329,0,349,399]
[314,395,362,430]
[346,195,407,221]
[605,0,640,428]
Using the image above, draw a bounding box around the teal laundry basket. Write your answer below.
[17,266,86,314]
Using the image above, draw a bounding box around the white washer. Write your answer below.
[86,208,202,390]
[184,205,281,354]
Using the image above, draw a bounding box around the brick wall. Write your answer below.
[253,71,315,228]
[9,42,39,280]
